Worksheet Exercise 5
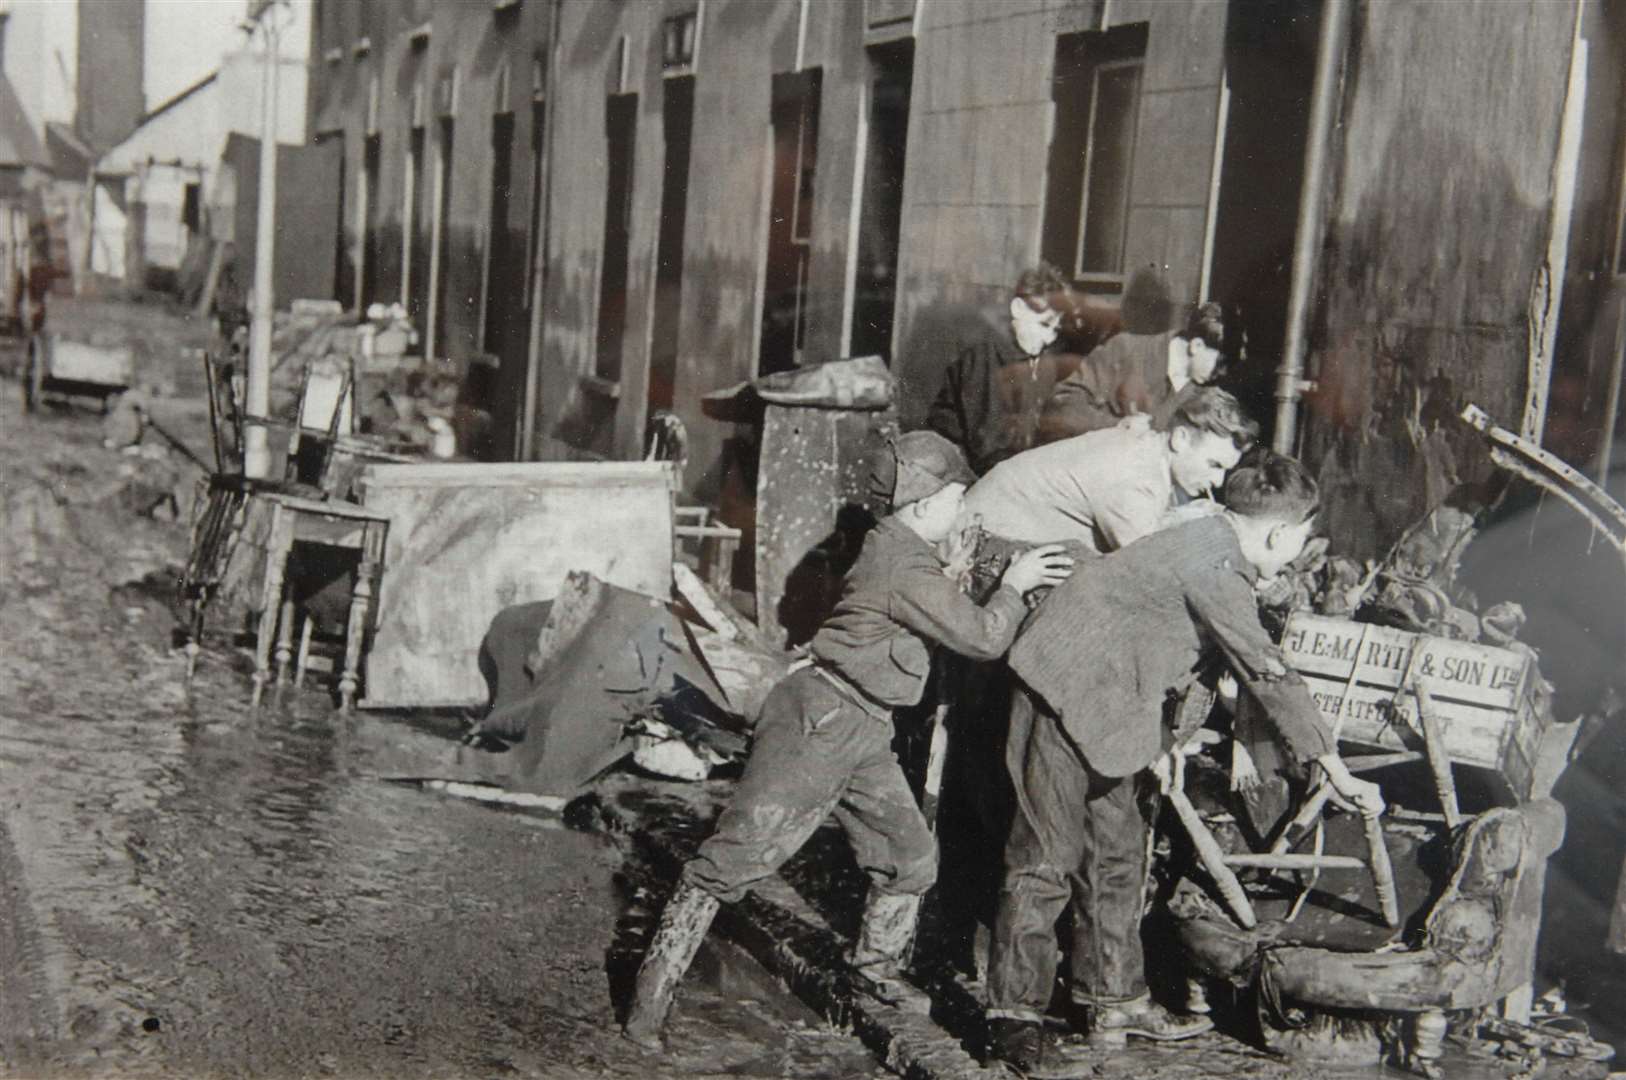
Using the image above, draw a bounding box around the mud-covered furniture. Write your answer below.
[1165,612,1579,1077]
[355,461,676,708]
[21,332,135,413]
[223,492,390,710]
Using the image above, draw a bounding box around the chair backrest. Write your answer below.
[298,364,355,436]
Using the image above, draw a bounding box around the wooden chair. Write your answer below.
[285,359,356,495]
[644,411,742,593]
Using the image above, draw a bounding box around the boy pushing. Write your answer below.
[623,431,1073,1048]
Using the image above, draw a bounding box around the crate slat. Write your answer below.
[1282,612,1546,801]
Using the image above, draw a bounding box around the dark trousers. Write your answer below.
[986,682,1153,1020]
[684,667,937,904]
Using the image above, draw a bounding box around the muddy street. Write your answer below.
[0,396,886,1079]
[1,307,1619,1080]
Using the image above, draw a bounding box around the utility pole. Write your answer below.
[242,0,283,479]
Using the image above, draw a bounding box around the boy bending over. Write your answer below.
[984,450,1383,1076]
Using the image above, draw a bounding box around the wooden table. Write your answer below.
[244,493,390,710]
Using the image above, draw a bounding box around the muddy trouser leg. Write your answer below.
[627,671,864,1044]
[1066,758,1150,1007]
[985,683,1094,1023]
[837,725,938,1011]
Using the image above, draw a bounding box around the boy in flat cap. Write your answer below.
[624,431,1074,1048]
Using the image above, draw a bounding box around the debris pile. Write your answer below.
[468,564,790,795]
[1260,504,1539,662]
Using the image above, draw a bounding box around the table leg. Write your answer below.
[251,585,280,709]
[251,509,291,709]
[274,597,296,687]
[339,529,383,711]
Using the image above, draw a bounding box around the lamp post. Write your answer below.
[242,0,283,479]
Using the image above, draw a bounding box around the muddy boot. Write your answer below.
[987,1018,1098,1079]
[623,882,720,1050]
[1090,994,1213,1047]
[848,890,932,1015]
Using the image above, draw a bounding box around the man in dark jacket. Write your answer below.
[1038,301,1230,443]
[926,264,1075,474]
[623,432,1074,1049]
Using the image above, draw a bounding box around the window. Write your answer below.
[759,68,821,375]
[1041,24,1148,290]
[662,9,701,74]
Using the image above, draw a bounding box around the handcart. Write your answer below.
[21,331,135,413]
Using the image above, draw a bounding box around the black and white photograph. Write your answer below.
[1,0,1623,1077]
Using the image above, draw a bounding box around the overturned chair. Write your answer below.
[1165,612,1590,1077]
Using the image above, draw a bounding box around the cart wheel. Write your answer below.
[22,334,41,412]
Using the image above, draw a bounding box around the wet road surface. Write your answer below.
[0,406,886,1078]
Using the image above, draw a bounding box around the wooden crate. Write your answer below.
[356,461,676,708]
[1280,612,1549,800]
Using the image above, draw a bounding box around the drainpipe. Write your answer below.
[1272,0,1352,455]
[518,0,564,461]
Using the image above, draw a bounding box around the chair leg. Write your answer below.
[1411,1008,1447,1078]
[339,553,377,712]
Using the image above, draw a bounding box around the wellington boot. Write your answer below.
[623,883,720,1049]
[850,891,931,1015]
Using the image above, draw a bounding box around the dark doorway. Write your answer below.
[431,117,454,356]
[759,68,821,375]
[318,132,351,306]
[1207,0,1322,442]
[492,99,546,462]
[850,42,912,361]
[182,182,201,236]
[407,125,429,327]
[595,92,638,385]
[483,109,520,358]
[524,100,547,318]
[648,75,695,415]
[361,133,380,308]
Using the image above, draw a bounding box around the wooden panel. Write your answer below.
[1281,612,1546,799]
[1305,2,1575,558]
[1298,676,1514,770]
[45,338,134,385]
[357,461,677,707]
[755,404,896,650]
[1281,613,1532,710]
